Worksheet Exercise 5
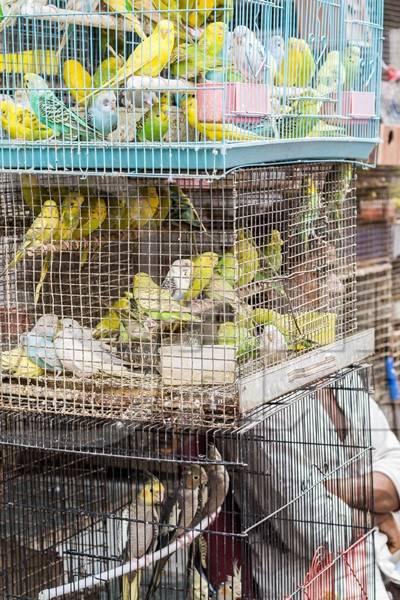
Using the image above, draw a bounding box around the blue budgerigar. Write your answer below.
[24,73,102,141]
[88,91,118,136]
[20,314,63,374]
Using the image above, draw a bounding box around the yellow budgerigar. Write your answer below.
[93,292,133,339]
[276,38,316,88]
[63,59,92,104]
[184,97,266,142]
[234,229,260,286]
[103,0,147,40]
[128,185,160,229]
[0,99,53,141]
[171,22,225,79]
[72,195,107,267]
[183,251,219,301]
[186,0,216,29]
[35,192,86,303]
[0,50,59,76]
[1,199,59,275]
[85,20,175,101]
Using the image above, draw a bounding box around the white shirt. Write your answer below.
[240,369,398,599]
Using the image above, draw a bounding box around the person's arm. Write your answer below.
[325,471,400,513]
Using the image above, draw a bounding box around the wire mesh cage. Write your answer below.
[0,366,374,600]
[0,163,358,426]
[0,0,383,174]
[356,262,392,402]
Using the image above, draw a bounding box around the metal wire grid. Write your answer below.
[356,262,393,402]
[0,163,357,426]
[0,366,374,599]
[0,0,383,173]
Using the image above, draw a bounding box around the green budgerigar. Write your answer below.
[24,73,102,141]
[344,44,361,91]
[263,229,283,275]
[216,252,239,287]
[297,176,321,249]
[133,272,200,323]
[316,50,345,95]
[170,22,226,80]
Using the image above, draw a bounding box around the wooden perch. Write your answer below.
[20,2,124,31]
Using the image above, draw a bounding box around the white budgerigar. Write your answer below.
[54,318,132,379]
[161,259,193,301]
[88,91,118,136]
[268,34,285,72]
[261,324,288,366]
[121,76,159,111]
[231,25,275,84]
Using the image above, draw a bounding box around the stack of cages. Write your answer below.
[0,0,383,595]
[0,366,374,600]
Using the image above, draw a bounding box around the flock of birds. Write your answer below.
[0,0,365,144]
[54,447,238,599]
[0,167,354,383]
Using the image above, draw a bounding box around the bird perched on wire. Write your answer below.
[234,229,260,287]
[260,324,288,366]
[297,176,321,249]
[24,73,102,141]
[145,465,208,600]
[85,20,175,101]
[217,321,258,359]
[344,44,361,91]
[171,22,226,80]
[20,314,63,374]
[54,318,133,379]
[137,102,169,142]
[276,37,316,87]
[183,252,219,302]
[133,272,200,323]
[93,292,134,339]
[324,162,352,224]
[231,25,275,84]
[263,229,283,276]
[1,198,59,276]
[63,58,92,105]
[184,97,267,143]
[161,258,193,301]
[87,91,118,136]
[200,444,229,523]
[316,50,345,95]
[116,475,165,600]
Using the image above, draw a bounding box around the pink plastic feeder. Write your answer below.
[342,91,376,119]
[197,82,271,125]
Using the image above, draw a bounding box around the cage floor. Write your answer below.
[0,139,377,175]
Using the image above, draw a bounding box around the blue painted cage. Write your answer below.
[0,0,383,175]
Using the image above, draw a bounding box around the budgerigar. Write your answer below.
[93,292,133,339]
[260,324,288,366]
[184,97,267,142]
[1,199,59,276]
[145,465,208,600]
[118,476,165,600]
[183,251,219,302]
[185,0,216,29]
[344,44,361,91]
[20,314,63,373]
[325,163,353,224]
[35,191,86,303]
[121,75,158,111]
[63,59,92,105]
[86,20,175,100]
[161,258,193,301]
[216,252,239,287]
[88,91,118,136]
[72,195,107,267]
[137,104,169,142]
[276,37,316,87]
[217,321,258,359]
[128,185,160,229]
[103,0,147,40]
[171,22,225,80]
[297,176,321,249]
[93,56,124,88]
[263,229,283,275]
[24,73,102,141]
[133,272,200,323]
[204,273,238,310]
[231,25,275,84]
[234,229,260,286]
[316,50,345,95]
[0,346,24,373]
[268,34,285,72]
[54,318,133,379]
[0,99,53,141]
[12,351,45,378]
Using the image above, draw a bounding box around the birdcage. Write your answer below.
[356,262,393,402]
[0,365,374,600]
[0,163,367,427]
[0,0,383,174]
